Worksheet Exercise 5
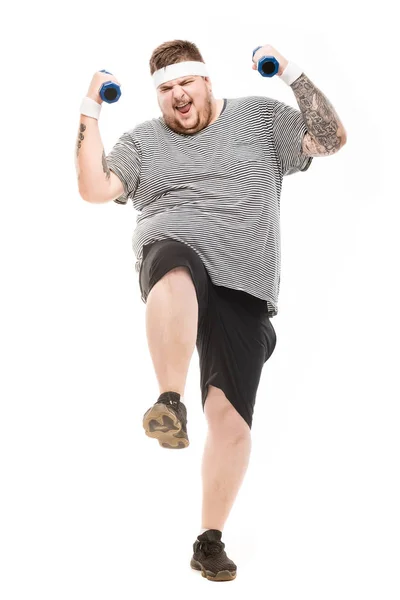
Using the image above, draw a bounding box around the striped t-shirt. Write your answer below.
[106,95,313,317]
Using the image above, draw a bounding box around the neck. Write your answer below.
[210,98,222,125]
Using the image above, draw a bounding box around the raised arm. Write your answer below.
[252,45,348,158]
[75,71,125,203]
[290,73,348,156]
[75,115,124,203]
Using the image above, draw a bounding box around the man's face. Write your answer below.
[157,75,214,135]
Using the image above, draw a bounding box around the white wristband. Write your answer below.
[279,61,303,86]
[80,96,102,119]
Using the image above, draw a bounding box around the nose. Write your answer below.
[172,85,187,100]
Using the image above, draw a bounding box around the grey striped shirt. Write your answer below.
[106,95,312,317]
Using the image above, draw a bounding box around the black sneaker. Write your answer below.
[190,529,237,581]
[142,391,189,449]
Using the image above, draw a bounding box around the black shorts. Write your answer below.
[139,239,277,430]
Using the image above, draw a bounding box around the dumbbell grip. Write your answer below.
[252,47,279,78]
[98,69,121,104]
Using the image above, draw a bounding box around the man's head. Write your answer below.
[149,40,218,136]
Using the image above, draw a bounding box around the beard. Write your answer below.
[163,94,213,135]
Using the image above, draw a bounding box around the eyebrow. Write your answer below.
[159,78,193,91]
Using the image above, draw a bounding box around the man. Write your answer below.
[75,39,347,581]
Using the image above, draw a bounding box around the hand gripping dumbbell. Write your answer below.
[99,70,121,103]
[252,47,279,77]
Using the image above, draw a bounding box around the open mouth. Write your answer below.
[176,102,192,115]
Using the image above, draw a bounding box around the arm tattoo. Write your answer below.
[75,123,86,181]
[102,150,111,180]
[75,123,111,184]
[291,73,346,154]
[76,123,86,158]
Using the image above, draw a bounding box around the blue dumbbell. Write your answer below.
[252,47,279,77]
[99,69,121,103]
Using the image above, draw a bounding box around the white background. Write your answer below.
[1,1,399,598]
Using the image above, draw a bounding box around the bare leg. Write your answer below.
[201,385,252,531]
[145,267,198,397]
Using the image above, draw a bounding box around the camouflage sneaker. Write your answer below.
[142,391,189,449]
[190,529,237,581]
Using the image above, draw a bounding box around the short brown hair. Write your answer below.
[149,39,205,75]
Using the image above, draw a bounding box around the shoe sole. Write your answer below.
[142,403,189,449]
[190,559,236,581]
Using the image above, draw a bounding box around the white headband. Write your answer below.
[152,61,209,89]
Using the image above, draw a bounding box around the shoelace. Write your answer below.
[197,539,225,555]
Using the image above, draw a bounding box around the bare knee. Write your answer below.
[204,385,249,438]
